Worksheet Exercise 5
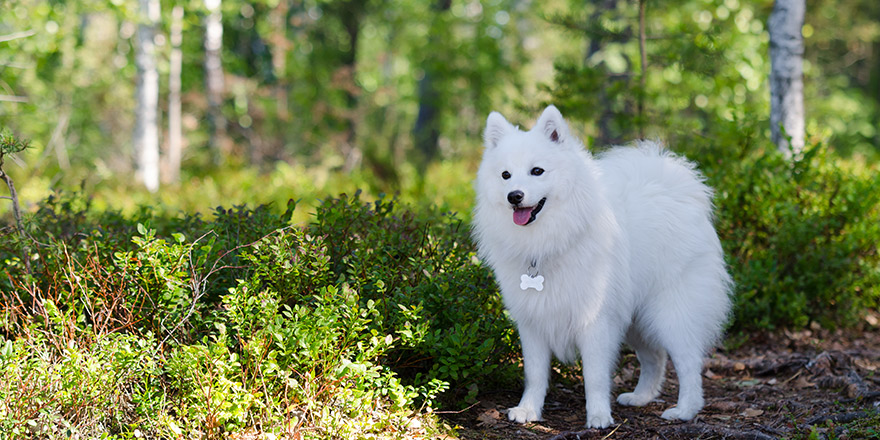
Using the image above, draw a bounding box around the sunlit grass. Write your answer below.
[2,155,480,225]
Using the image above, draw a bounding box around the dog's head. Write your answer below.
[477,105,581,227]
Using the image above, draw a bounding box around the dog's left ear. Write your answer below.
[535,105,569,144]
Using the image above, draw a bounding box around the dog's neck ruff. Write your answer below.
[520,258,544,291]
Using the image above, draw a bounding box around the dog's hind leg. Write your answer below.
[617,327,666,407]
[657,265,728,420]
[660,345,704,420]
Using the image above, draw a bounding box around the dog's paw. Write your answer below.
[507,406,541,424]
[616,392,653,407]
[585,411,614,429]
[660,406,698,421]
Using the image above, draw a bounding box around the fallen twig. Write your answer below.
[545,419,627,440]
[804,410,871,426]
[661,422,777,440]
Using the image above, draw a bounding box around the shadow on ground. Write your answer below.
[444,328,880,439]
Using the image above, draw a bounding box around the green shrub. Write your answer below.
[706,140,880,330]
[157,222,465,438]
[309,191,516,397]
[0,331,163,439]
[0,190,513,438]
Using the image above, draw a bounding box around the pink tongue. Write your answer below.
[513,207,532,225]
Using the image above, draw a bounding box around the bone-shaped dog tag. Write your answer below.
[520,274,544,291]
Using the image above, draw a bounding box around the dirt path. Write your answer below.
[444,329,880,439]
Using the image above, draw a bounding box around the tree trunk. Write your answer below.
[167,5,184,184]
[637,0,647,138]
[585,0,621,146]
[339,3,363,171]
[204,0,227,164]
[768,0,805,156]
[413,71,441,167]
[413,0,452,169]
[133,0,161,193]
[271,0,289,122]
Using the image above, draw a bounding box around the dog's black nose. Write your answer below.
[507,190,524,205]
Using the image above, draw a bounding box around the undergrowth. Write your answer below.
[702,134,880,330]
[0,191,515,439]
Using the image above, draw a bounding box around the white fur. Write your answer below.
[472,106,732,428]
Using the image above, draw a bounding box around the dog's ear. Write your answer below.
[535,105,568,144]
[484,111,514,149]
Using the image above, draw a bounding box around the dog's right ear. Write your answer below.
[535,105,569,144]
[484,111,514,149]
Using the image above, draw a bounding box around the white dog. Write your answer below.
[472,105,732,428]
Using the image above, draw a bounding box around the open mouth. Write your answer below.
[512,198,546,226]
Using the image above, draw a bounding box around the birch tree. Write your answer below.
[167,5,184,184]
[768,0,805,156]
[204,0,227,163]
[133,0,161,192]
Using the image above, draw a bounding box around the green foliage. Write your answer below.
[798,410,880,440]
[805,0,880,158]
[0,127,30,157]
[0,0,527,184]
[709,141,880,330]
[540,0,770,146]
[661,115,880,331]
[0,191,511,437]
[309,192,515,396]
[0,332,162,439]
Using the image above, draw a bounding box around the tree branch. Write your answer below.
[0,167,31,273]
[0,95,29,103]
[0,30,36,43]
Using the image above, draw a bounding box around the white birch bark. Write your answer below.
[133,0,161,192]
[167,5,184,183]
[204,0,226,161]
[768,0,805,156]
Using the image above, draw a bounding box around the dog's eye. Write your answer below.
[501,171,511,180]
[531,167,545,176]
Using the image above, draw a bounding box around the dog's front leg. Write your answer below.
[508,326,551,423]
[580,331,618,428]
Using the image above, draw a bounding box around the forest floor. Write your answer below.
[442,327,880,439]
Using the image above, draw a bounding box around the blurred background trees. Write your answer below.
[0,0,878,202]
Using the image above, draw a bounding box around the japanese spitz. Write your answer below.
[472,105,732,428]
